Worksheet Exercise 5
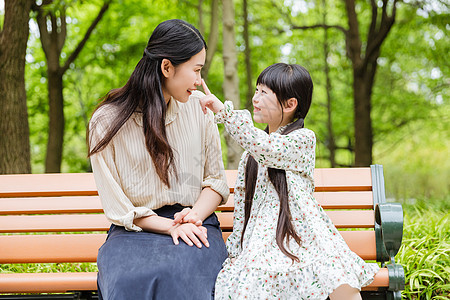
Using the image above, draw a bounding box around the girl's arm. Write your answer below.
[200,81,316,174]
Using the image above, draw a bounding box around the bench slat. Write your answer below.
[218,191,374,212]
[0,215,111,233]
[0,196,103,215]
[0,191,374,216]
[0,173,98,197]
[0,268,388,293]
[225,169,372,191]
[217,212,374,229]
[0,234,106,263]
[221,231,377,260]
[313,191,374,209]
[0,231,376,264]
[0,211,374,233]
[0,168,372,198]
[0,272,98,293]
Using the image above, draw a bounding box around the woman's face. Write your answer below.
[162,48,206,103]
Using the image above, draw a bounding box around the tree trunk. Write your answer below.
[35,2,110,172]
[322,0,336,167]
[222,0,242,169]
[202,0,219,80]
[45,69,65,172]
[352,72,373,166]
[344,0,397,166]
[198,0,205,35]
[0,0,33,174]
[243,0,253,109]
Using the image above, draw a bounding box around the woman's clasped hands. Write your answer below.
[171,207,209,249]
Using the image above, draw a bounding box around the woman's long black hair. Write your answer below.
[88,19,206,187]
[242,63,313,262]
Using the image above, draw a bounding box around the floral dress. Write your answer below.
[214,101,379,300]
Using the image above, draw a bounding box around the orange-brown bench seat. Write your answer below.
[0,165,404,299]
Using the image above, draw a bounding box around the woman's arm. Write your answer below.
[89,111,208,248]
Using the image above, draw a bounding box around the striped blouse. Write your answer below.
[89,91,229,232]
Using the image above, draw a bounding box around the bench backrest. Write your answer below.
[0,167,382,264]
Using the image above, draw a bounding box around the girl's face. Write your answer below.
[252,84,284,131]
[161,48,206,103]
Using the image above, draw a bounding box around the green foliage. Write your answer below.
[375,115,450,201]
[0,262,98,274]
[398,203,450,299]
[23,0,449,194]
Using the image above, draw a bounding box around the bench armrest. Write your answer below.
[375,203,405,299]
[374,202,403,262]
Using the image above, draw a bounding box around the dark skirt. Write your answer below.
[97,204,228,300]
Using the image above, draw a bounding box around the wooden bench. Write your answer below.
[0,165,404,299]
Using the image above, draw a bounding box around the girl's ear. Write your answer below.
[161,59,174,79]
[283,97,298,113]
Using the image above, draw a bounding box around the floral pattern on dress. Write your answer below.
[214,101,379,300]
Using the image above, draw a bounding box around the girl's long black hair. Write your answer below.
[88,19,206,187]
[242,63,313,262]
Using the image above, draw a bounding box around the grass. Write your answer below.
[397,200,450,300]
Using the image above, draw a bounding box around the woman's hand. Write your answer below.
[173,207,203,226]
[200,79,224,114]
[169,223,209,248]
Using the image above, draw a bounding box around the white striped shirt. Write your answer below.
[89,91,229,231]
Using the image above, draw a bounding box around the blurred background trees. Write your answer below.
[0,0,448,200]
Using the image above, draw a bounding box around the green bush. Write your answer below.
[398,203,449,299]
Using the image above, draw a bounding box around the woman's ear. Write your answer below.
[283,97,298,113]
[161,59,174,79]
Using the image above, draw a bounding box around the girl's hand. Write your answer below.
[200,79,225,114]
[169,223,209,248]
[173,207,203,226]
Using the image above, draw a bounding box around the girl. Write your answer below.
[199,63,379,299]
[88,19,229,299]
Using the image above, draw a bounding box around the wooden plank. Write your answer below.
[313,168,372,191]
[0,191,373,216]
[0,214,111,233]
[225,168,372,192]
[0,234,106,264]
[0,211,373,233]
[0,231,376,263]
[0,196,103,215]
[0,268,388,293]
[225,170,238,193]
[314,191,374,209]
[217,212,233,230]
[0,173,98,198]
[217,211,374,230]
[0,272,98,293]
[0,168,372,198]
[218,192,374,212]
[221,230,377,260]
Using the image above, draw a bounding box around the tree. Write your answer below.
[0,0,33,174]
[321,0,337,167]
[277,0,399,166]
[242,0,253,109]
[34,1,110,173]
[202,0,219,80]
[222,0,243,168]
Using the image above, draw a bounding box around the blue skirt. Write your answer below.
[97,204,228,300]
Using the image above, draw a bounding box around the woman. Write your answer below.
[88,19,229,299]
